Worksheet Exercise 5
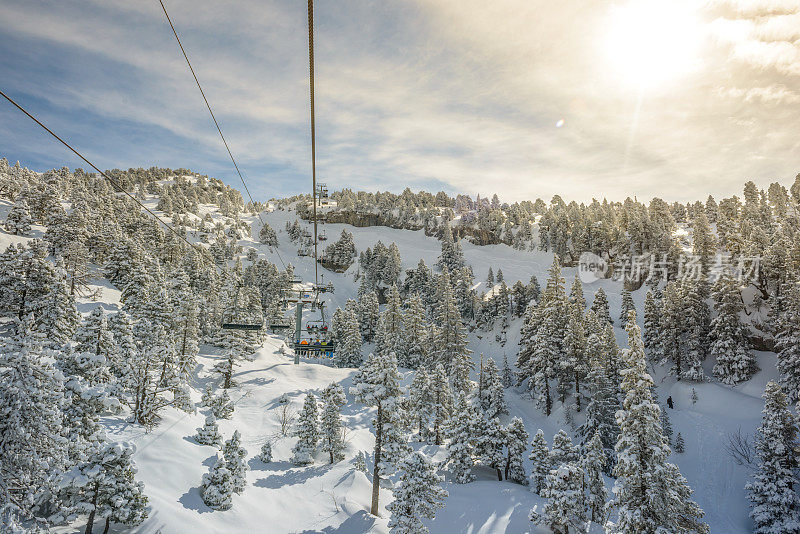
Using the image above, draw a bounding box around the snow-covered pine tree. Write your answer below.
[401,293,429,369]
[258,220,278,247]
[583,430,608,525]
[479,358,508,420]
[562,307,588,410]
[0,317,67,515]
[375,284,404,359]
[451,350,474,397]
[4,199,32,235]
[550,429,580,466]
[194,415,223,447]
[201,456,233,511]
[433,269,471,374]
[746,381,800,534]
[530,462,586,534]
[579,330,619,471]
[710,274,757,384]
[619,286,635,320]
[349,351,403,515]
[504,417,529,484]
[291,393,320,466]
[518,257,567,415]
[608,311,708,534]
[436,224,465,273]
[222,430,248,494]
[409,368,432,439]
[591,287,612,326]
[682,277,710,380]
[429,364,454,445]
[320,382,347,464]
[357,289,380,342]
[387,451,448,534]
[58,441,148,534]
[529,429,551,495]
[775,283,800,402]
[501,354,513,388]
[211,390,235,419]
[475,416,506,481]
[258,441,273,463]
[445,393,476,483]
[352,450,368,474]
[642,289,660,356]
[334,305,363,368]
[674,433,685,454]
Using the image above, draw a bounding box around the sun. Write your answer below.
[604,0,703,89]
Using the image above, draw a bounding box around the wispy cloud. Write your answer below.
[0,0,798,203]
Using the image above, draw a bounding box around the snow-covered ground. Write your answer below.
[22,195,772,533]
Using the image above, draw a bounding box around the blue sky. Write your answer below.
[1,0,799,203]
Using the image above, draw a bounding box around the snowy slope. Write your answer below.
[10,189,772,533]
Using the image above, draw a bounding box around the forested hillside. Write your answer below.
[2,155,800,533]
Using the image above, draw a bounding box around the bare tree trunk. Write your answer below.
[370,403,383,516]
[102,517,110,534]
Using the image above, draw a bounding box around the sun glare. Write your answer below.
[604,0,703,89]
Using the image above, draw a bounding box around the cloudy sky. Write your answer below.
[0,0,798,203]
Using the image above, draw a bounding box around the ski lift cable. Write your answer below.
[307,0,320,288]
[157,0,287,271]
[0,88,214,269]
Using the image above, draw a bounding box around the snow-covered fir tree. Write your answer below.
[201,456,233,511]
[776,283,800,402]
[4,199,32,235]
[375,284,404,359]
[674,433,685,454]
[710,274,757,384]
[529,429,551,495]
[479,357,508,420]
[387,451,448,534]
[531,462,586,534]
[433,269,471,373]
[291,393,320,466]
[591,287,612,326]
[642,289,660,356]
[400,293,429,369]
[445,393,476,483]
[436,224,465,273]
[258,441,273,463]
[357,288,380,342]
[583,430,608,525]
[334,304,363,368]
[579,329,619,471]
[350,351,402,515]
[429,364,454,445]
[409,368,433,439]
[222,430,248,494]
[0,317,67,516]
[57,441,148,534]
[210,389,235,419]
[353,450,368,474]
[320,382,347,464]
[550,429,580,466]
[746,381,800,534]
[619,287,635,324]
[475,416,506,481]
[504,417,528,484]
[608,311,708,534]
[518,257,567,415]
[194,414,223,447]
[501,354,513,388]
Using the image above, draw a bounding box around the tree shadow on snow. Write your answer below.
[296,510,377,534]
[254,464,333,489]
[178,487,215,514]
